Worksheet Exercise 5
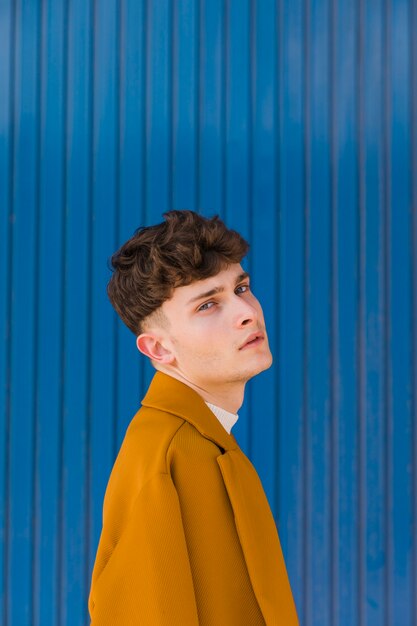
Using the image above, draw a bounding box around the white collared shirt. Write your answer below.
[205,402,239,434]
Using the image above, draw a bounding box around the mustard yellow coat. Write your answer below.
[89,372,299,625]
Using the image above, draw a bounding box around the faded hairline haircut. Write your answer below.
[107,210,249,335]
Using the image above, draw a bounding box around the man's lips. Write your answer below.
[239,332,265,350]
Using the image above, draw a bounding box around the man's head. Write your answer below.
[107,210,249,335]
[107,210,272,404]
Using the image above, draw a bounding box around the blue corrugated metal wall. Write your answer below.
[1,1,416,624]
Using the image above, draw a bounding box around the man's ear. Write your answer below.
[136,333,175,364]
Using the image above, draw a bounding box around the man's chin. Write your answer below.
[256,353,273,375]
[243,352,273,381]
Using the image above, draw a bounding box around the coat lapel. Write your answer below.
[217,450,299,625]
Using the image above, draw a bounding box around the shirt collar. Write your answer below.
[205,402,239,434]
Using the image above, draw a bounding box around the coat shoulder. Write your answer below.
[108,405,186,498]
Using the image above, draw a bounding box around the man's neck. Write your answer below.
[154,365,245,414]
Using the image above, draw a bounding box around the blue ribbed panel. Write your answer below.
[1,1,416,625]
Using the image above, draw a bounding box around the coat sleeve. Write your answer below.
[88,472,200,625]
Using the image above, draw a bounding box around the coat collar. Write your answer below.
[141,371,239,453]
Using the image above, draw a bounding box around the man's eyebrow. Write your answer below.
[187,286,224,305]
[236,271,250,283]
[187,272,250,305]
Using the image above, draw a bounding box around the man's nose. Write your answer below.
[234,297,258,327]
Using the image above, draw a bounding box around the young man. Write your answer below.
[88,210,299,625]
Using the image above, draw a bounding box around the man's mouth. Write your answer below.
[239,332,265,350]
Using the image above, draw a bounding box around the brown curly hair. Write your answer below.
[107,210,249,334]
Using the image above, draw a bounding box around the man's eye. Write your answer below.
[235,284,250,295]
[198,301,215,312]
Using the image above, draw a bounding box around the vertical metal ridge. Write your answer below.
[57,0,66,611]
[247,0,254,459]
[410,1,417,624]
[3,1,17,624]
[382,1,392,624]
[221,0,228,219]
[141,0,147,223]
[31,0,44,621]
[328,0,338,622]
[143,0,149,223]
[57,1,70,623]
[168,0,174,211]
[83,0,96,616]
[244,0,253,457]
[195,0,201,212]
[144,0,150,225]
[274,0,282,523]
[356,1,366,624]
[302,0,310,621]
[112,0,122,463]
[140,0,148,391]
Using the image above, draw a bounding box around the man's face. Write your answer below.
[152,263,273,389]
